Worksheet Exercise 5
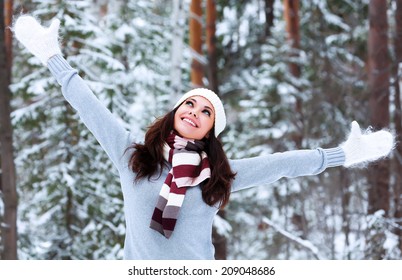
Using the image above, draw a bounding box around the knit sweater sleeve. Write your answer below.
[47,54,133,170]
[229,147,345,193]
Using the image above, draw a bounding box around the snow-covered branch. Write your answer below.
[262,217,323,260]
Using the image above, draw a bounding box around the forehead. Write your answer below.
[186,96,214,111]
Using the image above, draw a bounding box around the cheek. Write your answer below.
[203,117,214,131]
[174,107,187,120]
[173,114,180,129]
[209,115,215,127]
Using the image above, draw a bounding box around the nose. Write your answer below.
[190,111,198,118]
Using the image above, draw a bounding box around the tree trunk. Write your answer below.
[367,0,390,215]
[4,0,12,80]
[392,0,402,254]
[340,169,352,259]
[206,0,218,94]
[366,0,390,260]
[170,0,185,104]
[206,0,227,259]
[189,0,204,87]
[91,0,108,18]
[212,210,227,260]
[283,0,303,148]
[264,0,275,37]
[99,0,108,17]
[0,0,18,260]
[283,0,300,77]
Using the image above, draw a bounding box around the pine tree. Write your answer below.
[13,0,175,259]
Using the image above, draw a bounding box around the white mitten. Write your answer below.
[13,15,61,65]
[341,121,394,167]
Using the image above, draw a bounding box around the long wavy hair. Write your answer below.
[127,108,236,209]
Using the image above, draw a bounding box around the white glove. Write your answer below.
[341,121,394,167]
[13,15,62,65]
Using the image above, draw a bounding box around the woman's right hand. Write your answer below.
[13,15,62,65]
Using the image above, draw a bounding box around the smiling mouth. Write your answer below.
[182,118,197,127]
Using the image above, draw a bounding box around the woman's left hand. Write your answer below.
[341,121,394,167]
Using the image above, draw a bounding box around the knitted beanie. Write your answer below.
[174,88,226,137]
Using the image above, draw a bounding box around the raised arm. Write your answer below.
[230,148,343,192]
[230,121,394,192]
[13,15,135,170]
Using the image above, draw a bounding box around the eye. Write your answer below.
[185,100,194,107]
[202,109,211,117]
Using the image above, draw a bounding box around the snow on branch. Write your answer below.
[262,217,323,260]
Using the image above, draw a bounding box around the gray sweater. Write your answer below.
[47,54,345,260]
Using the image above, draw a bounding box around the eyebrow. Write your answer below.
[188,98,214,113]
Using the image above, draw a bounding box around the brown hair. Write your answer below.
[126,108,236,208]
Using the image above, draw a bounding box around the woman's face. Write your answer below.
[174,96,215,140]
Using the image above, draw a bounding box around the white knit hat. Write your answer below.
[173,88,226,137]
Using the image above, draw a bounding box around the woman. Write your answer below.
[13,15,394,259]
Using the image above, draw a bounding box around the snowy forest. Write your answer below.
[1,0,402,260]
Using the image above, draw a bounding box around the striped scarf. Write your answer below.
[150,132,211,239]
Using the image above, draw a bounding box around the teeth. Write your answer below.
[183,118,196,127]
